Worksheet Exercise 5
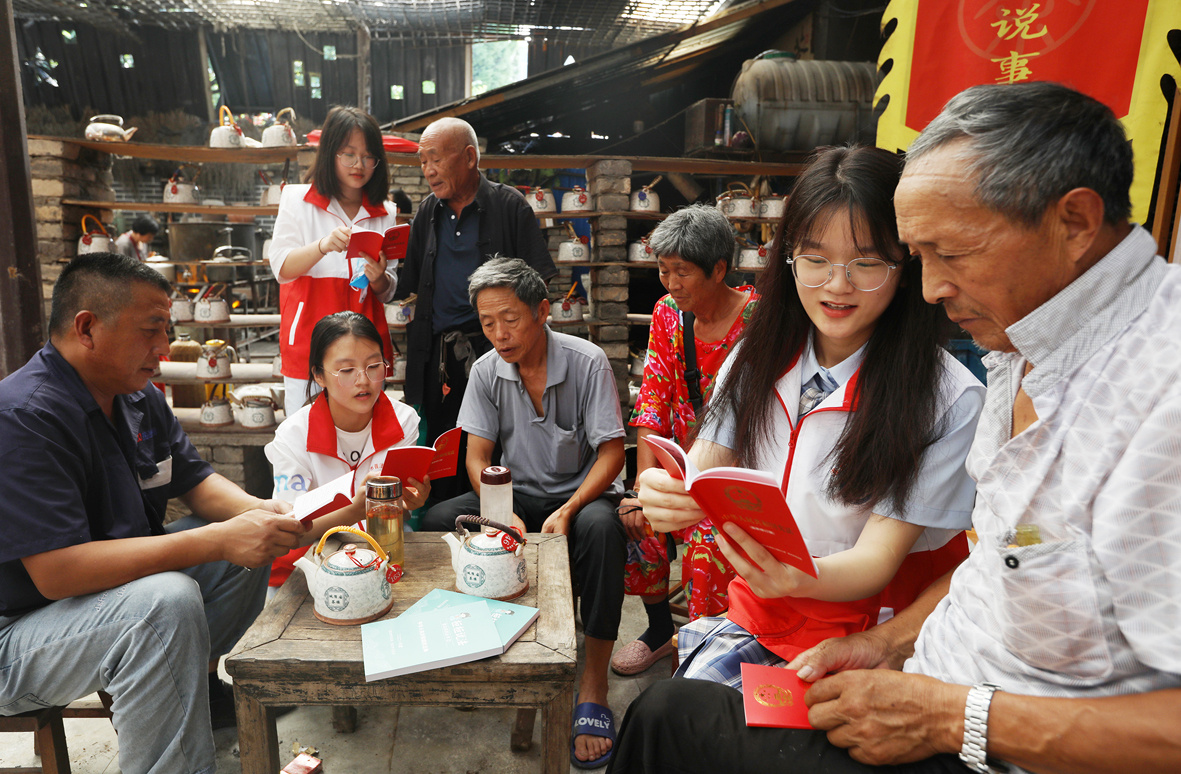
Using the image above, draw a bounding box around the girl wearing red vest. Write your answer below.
[265,312,430,589]
[268,106,400,417]
[637,146,985,688]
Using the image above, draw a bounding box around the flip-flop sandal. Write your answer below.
[610,637,676,676]
[570,699,616,769]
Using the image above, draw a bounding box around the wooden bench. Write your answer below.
[0,694,113,774]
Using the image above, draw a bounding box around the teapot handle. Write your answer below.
[80,214,109,237]
[218,105,236,128]
[454,515,526,546]
[277,107,297,124]
[315,525,388,563]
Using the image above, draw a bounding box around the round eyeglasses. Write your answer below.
[336,152,379,170]
[326,361,388,386]
[785,254,898,292]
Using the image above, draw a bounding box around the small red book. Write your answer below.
[356,426,462,488]
[345,223,410,263]
[741,663,814,728]
[644,435,817,577]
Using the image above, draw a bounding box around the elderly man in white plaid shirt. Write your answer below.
[607,81,1181,774]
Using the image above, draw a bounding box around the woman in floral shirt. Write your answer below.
[613,205,759,676]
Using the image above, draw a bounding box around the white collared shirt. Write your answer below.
[908,227,1181,772]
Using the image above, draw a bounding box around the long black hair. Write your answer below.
[703,145,951,512]
[306,106,390,205]
[306,311,386,405]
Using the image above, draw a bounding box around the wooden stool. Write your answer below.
[0,693,113,774]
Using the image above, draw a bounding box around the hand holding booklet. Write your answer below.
[643,435,817,577]
[345,222,410,263]
[290,428,462,527]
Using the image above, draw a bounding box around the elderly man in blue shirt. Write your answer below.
[421,256,627,769]
[0,253,303,774]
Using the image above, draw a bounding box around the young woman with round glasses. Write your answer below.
[269,105,402,416]
[636,145,986,688]
[264,312,430,590]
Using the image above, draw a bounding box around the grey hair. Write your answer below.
[905,82,1132,227]
[425,116,481,165]
[468,256,548,315]
[647,204,737,274]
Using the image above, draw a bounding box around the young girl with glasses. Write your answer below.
[636,145,986,688]
[264,312,430,590]
[269,106,402,416]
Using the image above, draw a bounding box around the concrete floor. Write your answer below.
[0,579,680,773]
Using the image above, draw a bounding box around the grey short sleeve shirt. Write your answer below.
[458,327,625,500]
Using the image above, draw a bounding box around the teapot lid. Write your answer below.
[325,543,380,572]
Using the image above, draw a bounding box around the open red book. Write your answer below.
[741,663,814,728]
[643,435,817,577]
[291,428,462,527]
[346,223,410,263]
[357,426,462,488]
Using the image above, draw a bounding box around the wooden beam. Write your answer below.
[357,24,371,114]
[0,0,46,377]
[32,137,301,164]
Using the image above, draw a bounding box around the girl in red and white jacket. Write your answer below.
[637,146,985,689]
[265,312,430,589]
[269,106,400,417]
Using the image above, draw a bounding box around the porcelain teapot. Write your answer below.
[262,108,298,147]
[630,175,662,213]
[717,183,757,219]
[561,186,593,212]
[443,515,528,600]
[527,187,556,214]
[238,397,277,429]
[550,297,585,324]
[77,215,112,254]
[164,169,199,204]
[295,526,396,625]
[194,296,231,323]
[196,339,236,379]
[172,297,195,322]
[557,238,589,263]
[84,114,137,142]
[209,105,244,149]
[200,398,234,428]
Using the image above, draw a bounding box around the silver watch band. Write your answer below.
[959,683,1000,773]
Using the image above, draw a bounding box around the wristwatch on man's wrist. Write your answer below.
[960,683,1001,773]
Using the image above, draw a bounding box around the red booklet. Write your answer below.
[741,663,814,728]
[345,223,410,263]
[643,435,817,577]
[356,426,462,489]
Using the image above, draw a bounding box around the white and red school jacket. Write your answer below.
[268,184,399,379]
[712,346,984,660]
[264,390,421,587]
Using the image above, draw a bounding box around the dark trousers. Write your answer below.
[421,489,627,641]
[421,327,491,504]
[607,679,972,774]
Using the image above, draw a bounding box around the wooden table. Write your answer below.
[226,532,576,773]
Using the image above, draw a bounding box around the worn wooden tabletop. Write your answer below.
[226,532,577,773]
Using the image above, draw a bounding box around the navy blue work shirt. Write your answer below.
[431,200,482,332]
[0,341,213,616]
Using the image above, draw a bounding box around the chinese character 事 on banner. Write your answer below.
[876,0,1181,223]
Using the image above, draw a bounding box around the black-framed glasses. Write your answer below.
[785,254,898,292]
[336,152,379,170]
[326,361,388,386]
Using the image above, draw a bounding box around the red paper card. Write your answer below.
[741,663,814,729]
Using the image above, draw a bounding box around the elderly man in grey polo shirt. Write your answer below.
[421,256,627,768]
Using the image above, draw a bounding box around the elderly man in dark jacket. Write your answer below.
[395,117,556,457]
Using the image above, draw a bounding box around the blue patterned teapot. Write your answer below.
[295,526,395,625]
[443,515,528,601]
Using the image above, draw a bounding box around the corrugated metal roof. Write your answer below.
[11,0,742,43]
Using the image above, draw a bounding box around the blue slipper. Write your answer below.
[570,699,616,769]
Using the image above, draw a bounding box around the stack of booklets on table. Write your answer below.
[360,589,539,682]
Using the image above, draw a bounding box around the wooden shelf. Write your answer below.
[62,199,279,217]
[157,361,280,384]
[43,137,302,165]
[174,314,281,328]
[626,314,654,326]
[174,407,286,437]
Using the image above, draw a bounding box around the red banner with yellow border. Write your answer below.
[877,0,1181,222]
